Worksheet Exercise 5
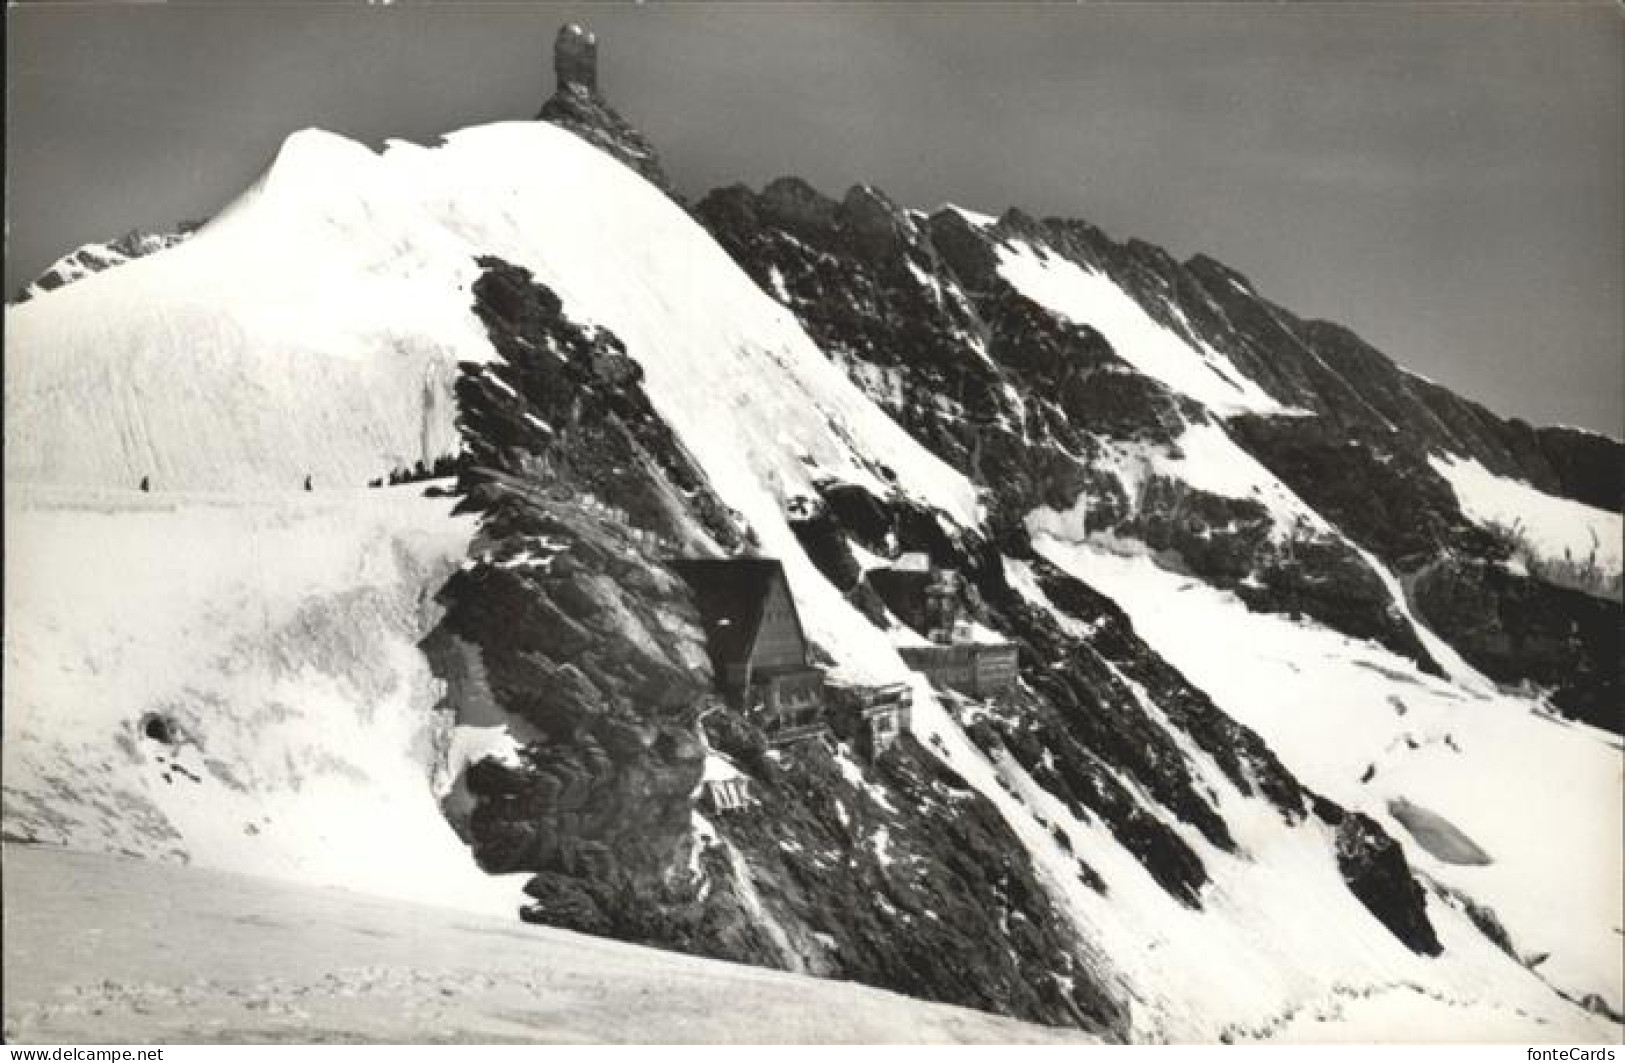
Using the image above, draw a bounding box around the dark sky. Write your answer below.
[7,2,1622,435]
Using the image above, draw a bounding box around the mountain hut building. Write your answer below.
[671,559,829,746]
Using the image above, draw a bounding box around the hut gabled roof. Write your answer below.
[670,558,792,669]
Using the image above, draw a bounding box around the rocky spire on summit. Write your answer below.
[554,23,598,96]
[537,22,673,194]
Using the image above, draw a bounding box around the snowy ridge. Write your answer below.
[979,205,1618,1034]
[2,118,981,908]
[5,139,481,492]
[687,105,1619,1037]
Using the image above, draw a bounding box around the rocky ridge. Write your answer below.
[12,224,198,304]
[692,180,1620,728]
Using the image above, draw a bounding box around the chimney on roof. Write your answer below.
[555,23,599,96]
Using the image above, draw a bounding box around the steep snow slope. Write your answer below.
[1038,421,1332,541]
[3,845,1085,1045]
[6,122,976,682]
[1431,454,1622,585]
[907,591,1613,1043]
[5,139,484,492]
[1028,531,1623,1022]
[2,119,982,938]
[2,483,516,913]
[995,238,1282,415]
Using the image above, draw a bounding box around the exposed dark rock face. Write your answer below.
[696,185,1115,519]
[807,484,1242,907]
[12,224,199,304]
[416,34,1595,1017]
[1140,263,1621,704]
[1107,473,1437,671]
[424,258,727,911]
[1431,881,1518,960]
[1533,426,1621,512]
[1226,414,1497,566]
[696,182,1441,673]
[1311,798,1443,957]
[691,176,1468,958]
[788,478,1440,950]
[696,173,1620,715]
[1227,412,1619,723]
[1000,536,1310,824]
[456,256,746,553]
[427,546,714,877]
[1409,558,1621,733]
[536,23,672,192]
[429,256,1134,1035]
[434,255,1430,1027]
[1081,239,1619,509]
[701,723,1130,1034]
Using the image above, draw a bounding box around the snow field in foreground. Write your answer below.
[3,844,1088,1045]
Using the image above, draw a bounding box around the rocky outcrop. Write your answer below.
[536,23,672,193]
[424,258,728,912]
[701,718,1130,1033]
[12,224,198,304]
[696,172,1618,714]
[429,256,1133,1034]
[1226,414,1494,566]
[1054,231,1620,510]
[552,22,598,95]
[691,174,1468,960]
[1409,558,1621,733]
[784,477,1443,952]
[1533,426,1622,512]
[1230,393,1617,728]
[697,181,1441,673]
[1312,798,1443,957]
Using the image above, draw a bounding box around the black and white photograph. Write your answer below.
[3,0,1621,1048]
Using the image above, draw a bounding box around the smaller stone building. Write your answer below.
[896,642,1019,699]
[827,681,914,758]
[868,558,1020,699]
